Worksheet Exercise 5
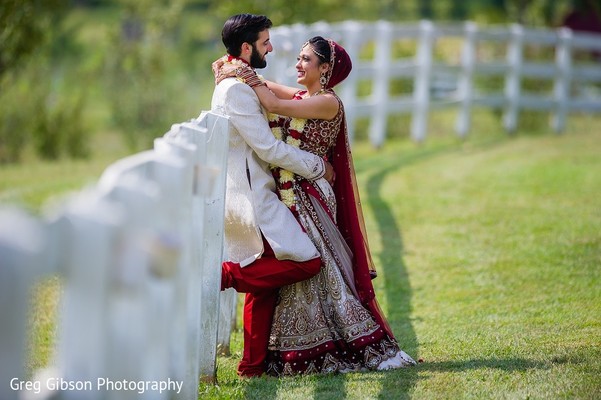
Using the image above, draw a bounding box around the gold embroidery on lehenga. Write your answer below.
[363,345,384,369]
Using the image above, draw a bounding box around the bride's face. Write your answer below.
[295,46,327,88]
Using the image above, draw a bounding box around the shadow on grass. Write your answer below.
[242,374,350,400]
[313,374,347,400]
[365,161,419,399]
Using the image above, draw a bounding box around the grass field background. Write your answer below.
[1,112,600,399]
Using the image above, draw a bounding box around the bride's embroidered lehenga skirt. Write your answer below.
[265,178,415,376]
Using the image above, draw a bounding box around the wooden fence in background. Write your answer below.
[264,20,601,146]
[0,112,230,400]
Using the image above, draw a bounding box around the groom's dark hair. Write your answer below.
[222,14,273,57]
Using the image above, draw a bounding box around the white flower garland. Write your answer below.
[268,112,307,210]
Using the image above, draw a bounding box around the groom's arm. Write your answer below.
[221,81,331,181]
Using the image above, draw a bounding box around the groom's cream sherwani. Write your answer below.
[211,78,324,267]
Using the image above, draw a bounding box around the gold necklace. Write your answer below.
[309,88,327,97]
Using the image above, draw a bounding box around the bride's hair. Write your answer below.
[307,36,331,64]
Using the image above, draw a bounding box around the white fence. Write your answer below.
[264,20,601,146]
[0,112,231,400]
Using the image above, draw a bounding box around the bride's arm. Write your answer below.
[253,84,339,120]
[220,62,339,120]
[263,80,298,99]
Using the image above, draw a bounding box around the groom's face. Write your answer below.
[250,29,272,69]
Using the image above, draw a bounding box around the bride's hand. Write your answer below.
[212,57,266,88]
[212,56,240,85]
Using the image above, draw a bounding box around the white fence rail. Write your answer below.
[264,20,601,146]
[0,112,230,399]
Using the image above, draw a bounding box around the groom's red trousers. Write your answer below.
[221,237,321,378]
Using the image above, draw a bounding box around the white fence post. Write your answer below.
[217,288,237,355]
[193,111,229,383]
[503,24,524,134]
[455,21,478,137]
[158,125,209,399]
[411,20,435,142]
[153,137,198,399]
[338,20,363,144]
[370,20,393,147]
[53,190,126,400]
[0,209,47,400]
[552,27,573,133]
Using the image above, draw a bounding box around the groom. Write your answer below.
[213,14,333,378]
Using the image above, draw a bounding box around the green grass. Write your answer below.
[353,121,601,399]
[2,113,600,399]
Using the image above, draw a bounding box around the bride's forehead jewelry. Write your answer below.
[302,41,326,61]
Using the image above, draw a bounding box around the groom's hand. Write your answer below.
[323,161,336,185]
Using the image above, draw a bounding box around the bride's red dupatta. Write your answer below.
[331,116,395,337]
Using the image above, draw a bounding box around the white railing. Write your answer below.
[0,112,230,400]
[264,20,601,146]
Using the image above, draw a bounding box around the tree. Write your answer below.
[0,0,68,79]
[418,0,434,19]
[0,0,90,163]
[450,0,469,20]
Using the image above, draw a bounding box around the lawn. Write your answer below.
[2,113,600,399]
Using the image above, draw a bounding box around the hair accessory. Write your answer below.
[310,45,326,61]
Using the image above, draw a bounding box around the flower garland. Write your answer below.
[225,55,246,67]
[268,106,307,211]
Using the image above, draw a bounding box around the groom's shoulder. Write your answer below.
[211,78,261,112]
[216,78,254,95]
[213,79,257,111]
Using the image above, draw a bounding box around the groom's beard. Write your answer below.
[250,44,267,69]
